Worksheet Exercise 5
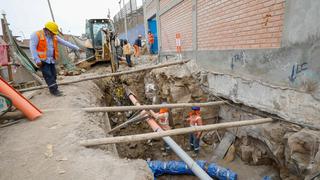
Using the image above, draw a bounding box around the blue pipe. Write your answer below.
[147,160,237,180]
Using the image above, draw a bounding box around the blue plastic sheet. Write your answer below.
[207,163,237,180]
[262,176,271,180]
[147,160,206,177]
[147,160,237,180]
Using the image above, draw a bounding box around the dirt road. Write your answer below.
[0,76,152,180]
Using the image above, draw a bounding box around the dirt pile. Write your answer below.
[146,62,218,126]
[219,104,320,179]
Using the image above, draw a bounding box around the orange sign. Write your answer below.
[176,33,181,53]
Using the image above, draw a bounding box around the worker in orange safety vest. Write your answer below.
[30,22,80,96]
[147,31,154,54]
[153,105,171,156]
[186,106,203,157]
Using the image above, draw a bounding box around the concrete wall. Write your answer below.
[282,0,320,46]
[194,0,320,95]
[145,0,320,125]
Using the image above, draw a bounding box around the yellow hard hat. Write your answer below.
[45,21,59,35]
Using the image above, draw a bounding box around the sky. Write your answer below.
[0,0,142,39]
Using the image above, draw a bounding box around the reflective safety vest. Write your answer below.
[148,33,154,44]
[188,115,203,127]
[36,30,59,60]
[158,112,170,130]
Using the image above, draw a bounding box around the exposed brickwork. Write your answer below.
[197,0,286,50]
[146,0,157,19]
[146,0,286,51]
[160,0,193,52]
[160,0,172,10]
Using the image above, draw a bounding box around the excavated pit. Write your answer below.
[86,60,320,179]
[91,67,283,179]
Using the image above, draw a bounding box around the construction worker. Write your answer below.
[147,31,154,54]
[133,34,142,58]
[30,22,80,96]
[123,40,132,67]
[186,106,203,157]
[153,105,171,156]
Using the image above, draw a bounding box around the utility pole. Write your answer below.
[47,0,55,22]
[122,0,128,40]
[129,0,133,14]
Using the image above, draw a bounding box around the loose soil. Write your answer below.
[0,71,152,180]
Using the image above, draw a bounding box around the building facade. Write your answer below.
[144,0,320,125]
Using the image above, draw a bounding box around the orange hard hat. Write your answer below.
[160,108,169,113]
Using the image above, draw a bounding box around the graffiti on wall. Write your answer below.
[231,51,247,70]
[289,62,309,82]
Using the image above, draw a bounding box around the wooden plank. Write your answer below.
[79,118,273,147]
[19,60,190,92]
[84,101,224,112]
[211,132,236,161]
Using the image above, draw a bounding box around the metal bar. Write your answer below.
[107,113,149,134]
[19,60,190,92]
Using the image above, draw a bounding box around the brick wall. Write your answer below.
[160,0,171,10]
[160,0,193,52]
[197,0,285,50]
[145,0,157,19]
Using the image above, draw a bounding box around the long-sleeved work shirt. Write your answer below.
[123,43,131,55]
[30,31,79,64]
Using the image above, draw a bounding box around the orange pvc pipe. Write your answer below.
[0,77,42,121]
[127,93,163,132]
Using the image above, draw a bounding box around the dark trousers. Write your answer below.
[189,133,200,153]
[41,62,58,94]
[164,142,171,152]
[125,55,132,66]
[149,43,154,54]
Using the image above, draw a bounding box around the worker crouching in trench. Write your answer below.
[186,106,203,157]
[153,106,171,156]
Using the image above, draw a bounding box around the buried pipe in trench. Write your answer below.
[147,160,237,179]
[125,87,213,180]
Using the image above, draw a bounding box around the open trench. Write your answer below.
[88,64,290,180]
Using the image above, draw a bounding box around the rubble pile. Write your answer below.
[220,104,320,179]
[146,63,218,126]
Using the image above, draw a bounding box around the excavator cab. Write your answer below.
[84,18,118,72]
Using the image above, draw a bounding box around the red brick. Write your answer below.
[197,0,285,50]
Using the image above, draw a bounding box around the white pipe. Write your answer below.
[125,87,212,180]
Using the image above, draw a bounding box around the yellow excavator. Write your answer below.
[79,18,118,72]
